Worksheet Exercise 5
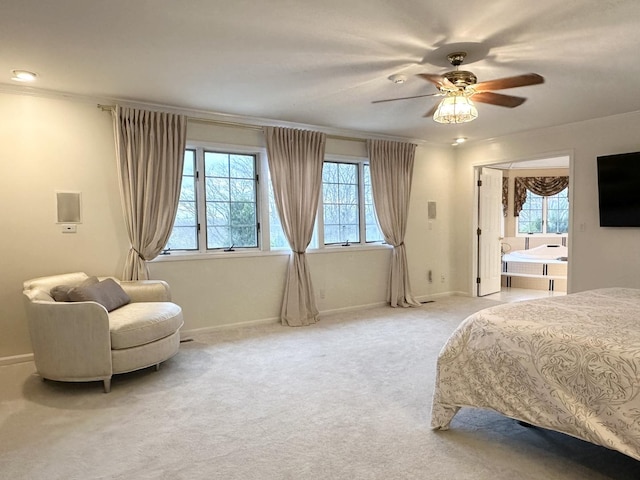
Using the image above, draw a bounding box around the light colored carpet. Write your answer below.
[1,296,638,479]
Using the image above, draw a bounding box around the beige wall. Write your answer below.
[1,93,130,358]
[453,111,640,295]
[1,91,457,358]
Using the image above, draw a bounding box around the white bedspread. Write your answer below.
[431,288,640,460]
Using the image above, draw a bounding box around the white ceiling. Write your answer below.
[2,0,640,145]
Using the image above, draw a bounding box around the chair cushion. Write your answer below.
[51,276,99,302]
[108,302,183,350]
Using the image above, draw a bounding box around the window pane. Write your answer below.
[324,224,341,244]
[324,204,339,225]
[179,177,195,202]
[339,184,358,205]
[231,226,257,247]
[340,204,359,225]
[230,202,256,226]
[204,152,229,177]
[363,164,383,242]
[342,225,359,244]
[518,190,543,234]
[230,179,255,202]
[546,187,569,233]
[183,150,195,176]
[323,182,338,204]
[174,202,197,226]
[267,173,288,249]
[322,162,338,183]
[206,177,229,202]
[229,155,255,178]
[166,226,197,250]
[207,226,230,249]
[206,202,230,226]
[166,150,198,251]
[338,163,357,184]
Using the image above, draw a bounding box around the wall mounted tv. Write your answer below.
[597,151,640,227]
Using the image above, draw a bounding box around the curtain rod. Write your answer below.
[98,104,370,143]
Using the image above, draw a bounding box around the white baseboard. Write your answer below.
[180,300,393,338]
[180,316,281,338]
[0,353,34,366]
[179,296,478,338]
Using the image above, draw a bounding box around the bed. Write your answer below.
[431,288,640,460]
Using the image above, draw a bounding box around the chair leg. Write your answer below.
[155,363,160,372]
[103,378,111,393]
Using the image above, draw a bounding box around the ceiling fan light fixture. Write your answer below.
[433,94,478,124]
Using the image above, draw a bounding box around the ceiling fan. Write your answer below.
[373,52,544,123]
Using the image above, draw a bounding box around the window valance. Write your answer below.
[514,176,569,217]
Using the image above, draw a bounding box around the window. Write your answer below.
[320,159,384,246]
[166,148,386,255]
[204,151,258,249]
[323,161,360,244]
[166,147,260,252]
[517,187,569,234]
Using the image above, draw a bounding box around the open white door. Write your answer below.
[477,167,503,296]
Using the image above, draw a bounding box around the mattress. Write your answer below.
[431,288,640,460]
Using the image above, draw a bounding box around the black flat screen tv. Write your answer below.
[597,151,640,227]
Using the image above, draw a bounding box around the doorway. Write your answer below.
[475,155,571,299]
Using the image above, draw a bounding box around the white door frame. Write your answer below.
[470,152,574,297]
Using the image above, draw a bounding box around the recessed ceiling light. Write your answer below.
[388,74,407,84]
[11,69,38,82]
[455,137,467,144]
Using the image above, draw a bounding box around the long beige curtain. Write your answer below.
[112,106,187,280]
[367,139,420,307]
[514,176,569,216]
[264,126,326,326]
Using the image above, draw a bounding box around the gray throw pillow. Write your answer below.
[68,278,131,312]
[50,276,99,302]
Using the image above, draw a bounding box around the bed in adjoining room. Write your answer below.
[431,288,640,461]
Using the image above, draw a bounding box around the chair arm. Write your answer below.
[118,280,172,302]
[24,298,112,381]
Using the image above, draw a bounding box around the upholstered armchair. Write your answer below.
[23,272,184,392]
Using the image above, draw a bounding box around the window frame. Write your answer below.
[316,154,385,249]
[516,187,569,237]
[165,142,273,256]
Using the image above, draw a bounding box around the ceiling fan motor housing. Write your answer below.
[444,70,477,88]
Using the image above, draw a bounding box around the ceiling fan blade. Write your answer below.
[417,73,455,90]
[472,91,527,108]
[475,73,544,91]
[372,92,441,104]
[423,103,439,118]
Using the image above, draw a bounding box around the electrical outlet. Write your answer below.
[440,273,446,283]
[319,289,326,299]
